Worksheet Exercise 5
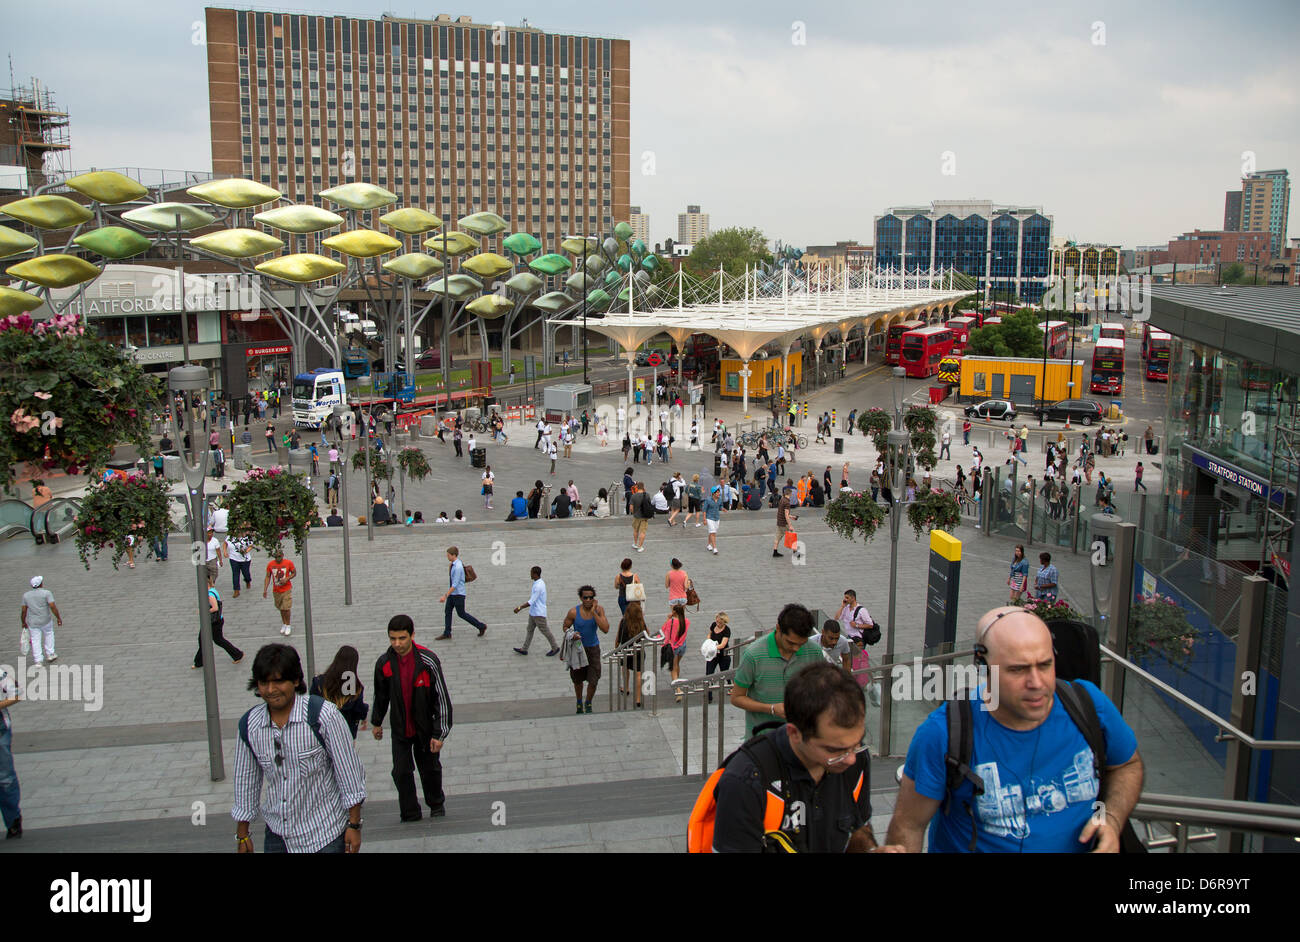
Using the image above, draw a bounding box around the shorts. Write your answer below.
[206,560,220,581]
[570,646,602,685]
[668,596,687,607]
[776,523,790,534]
[687,497,700,513]
[706,518,719,534]
[672,642,687,659]
[632,518,648,539]
[272,590,293,611]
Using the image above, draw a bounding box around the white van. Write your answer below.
[361,319,379,340]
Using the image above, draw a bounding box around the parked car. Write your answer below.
[414,348,443,370]
[635,350,653,366]
[1034,398,1104,426]
[964,399,1017,421]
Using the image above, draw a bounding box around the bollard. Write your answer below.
[681,685,689,775]
[701,686,708,775]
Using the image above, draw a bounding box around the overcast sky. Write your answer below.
[8,0,1298,250]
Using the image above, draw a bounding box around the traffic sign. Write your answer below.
[646,352,662,367]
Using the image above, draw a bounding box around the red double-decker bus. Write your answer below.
[886,319,925,365]
[1090,338,1125,393]
[945,316,977,350]
[1099,321,1126,342]
[900,326,955,378]
[1038,320,1069,359]
[1144,330,1170,381]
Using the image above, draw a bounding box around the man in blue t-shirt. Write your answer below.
[509,491,528,520]
[887,606,1143,853]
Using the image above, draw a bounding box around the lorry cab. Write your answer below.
[292,368,347,428]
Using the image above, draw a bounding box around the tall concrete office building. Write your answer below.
[205,9,630,251]
[677,204,709,245]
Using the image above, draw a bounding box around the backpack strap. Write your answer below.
[306,693,328,752]
[943,697,984,852]
[737,733,801,850]
[238,709,254,756]
[1053,681,1105,783]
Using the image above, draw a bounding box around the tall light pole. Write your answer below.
[169,362,224,782]
[878,424,912,756]
[332,405,354,605]
[286,448,318,680]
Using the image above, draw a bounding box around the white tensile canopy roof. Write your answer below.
[550,284,969,412]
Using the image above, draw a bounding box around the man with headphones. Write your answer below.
[886,606,1143,852]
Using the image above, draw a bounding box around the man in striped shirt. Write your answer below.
[233,645,367,853]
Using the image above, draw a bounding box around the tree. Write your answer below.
[683,227,773,278]
[965,309,1045,358]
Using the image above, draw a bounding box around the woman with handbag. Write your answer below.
[703,613,731,703]
[615,600,649,707]
[615,558,642,616]
[1008,544,1029,602]
[662,604,690,699]
[665,558,692,609]
[834,590,880,702]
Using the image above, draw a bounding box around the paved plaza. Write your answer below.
[0,363,1211,853]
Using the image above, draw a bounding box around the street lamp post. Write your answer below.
[878,425,912,756]
[286,448,318,680]
[332,405,354,606]
[168,363,224,782]
[1038,313,1050,427]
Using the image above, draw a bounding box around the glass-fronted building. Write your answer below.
[1150,285,1300,817]
[873,199,1053,302]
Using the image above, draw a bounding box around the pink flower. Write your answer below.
[33,391,52,400]
[10,408,39,434]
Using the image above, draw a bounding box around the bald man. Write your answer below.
[886,606,1142,853]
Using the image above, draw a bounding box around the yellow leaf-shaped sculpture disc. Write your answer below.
[190,228,285,259]
[379,208,443,234]
[0,226,38,260]
[319,183,398,210]
[465,294,514,319]
[255,254,346,284]
[461,252,513,279]
[253,205,344,234]
[120,202,217,232]
[382,253,445,280]
[0,286,44,317]
[65,171,149,205]
[1,195,93,230]
[6,254,102,289]
[187,178,282,209]
[321,229,402,259]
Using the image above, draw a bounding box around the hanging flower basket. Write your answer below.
[902,405,938,435]
[904,406,939,469]
[395,446,431,482]
[226,465,318,556]
[856,407,892,451]
[1129,594,1198,670]
[73,472,171,570]
[351,449,393,481]
[905,490,962,540]
[823,491,887,543]
[0,312,160,492]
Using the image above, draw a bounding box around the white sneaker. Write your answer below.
[282,626,292,636]
[636,545,644,552]
[695,522,702,528]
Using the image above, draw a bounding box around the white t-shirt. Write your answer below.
[210,508,229,532]
[811,632,853,665]
[206,536,222,563]
[227,537,252,563]
[548,443,557,459]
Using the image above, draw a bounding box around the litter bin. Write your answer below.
[834,437,844,454]
[233,443,253,469]
[163,455,183,481]
[420,415,435,437]
[470,446,487,468]
[1109,400,1122,420]
[276,445,289,465]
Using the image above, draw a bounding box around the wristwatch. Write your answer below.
[347,820,363,831]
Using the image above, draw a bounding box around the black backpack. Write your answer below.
[943,680,1144,853]
[1045,620,1100,685]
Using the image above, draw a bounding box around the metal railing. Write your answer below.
[1130,794,1300,850]
[603,630,665,714]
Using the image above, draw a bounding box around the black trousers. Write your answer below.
[194,618,243,668]
[392,734,444,820]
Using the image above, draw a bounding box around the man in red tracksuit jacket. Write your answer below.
[371,614,454,822]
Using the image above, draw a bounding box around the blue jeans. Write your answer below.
[231,559,252,591]
[0,726,21,829]
[263,826,345,853]
[443,594,486,636]
[151,532,168,560]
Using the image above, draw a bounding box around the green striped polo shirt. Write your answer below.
[734,630,823,738]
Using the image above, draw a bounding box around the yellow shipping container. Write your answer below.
[720,354,802,398]
[958,356,1083,404]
